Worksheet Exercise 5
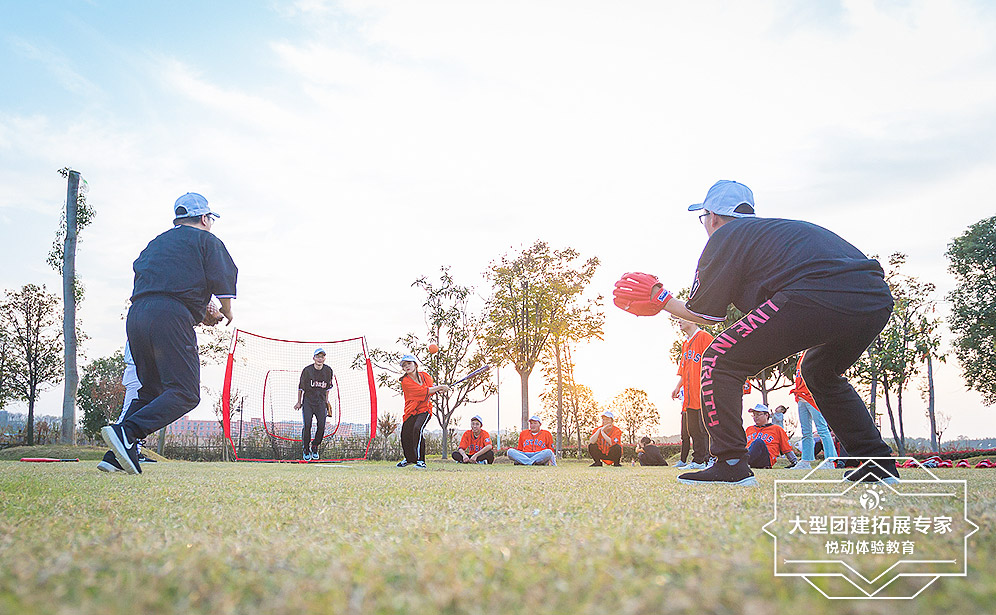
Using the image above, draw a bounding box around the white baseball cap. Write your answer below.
[601,410,615,419]
[528,415,542,423]
[749,403,770,414]
[471,415,483,425]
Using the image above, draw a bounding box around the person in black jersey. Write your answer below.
[613,180,897,486]
[295,348,334,461]
[101,192,237,475]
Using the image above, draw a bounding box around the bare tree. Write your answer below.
[2,284,64,445]
[611,388,658,446]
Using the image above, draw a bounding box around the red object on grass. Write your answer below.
[19,458,80,462]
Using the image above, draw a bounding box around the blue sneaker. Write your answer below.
[101,424,141,474]
[674,460,688,469]
[303,450,312,461]
[415,461,427,469]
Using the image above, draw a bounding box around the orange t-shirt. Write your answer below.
[678,329,714,411]
[790,353,818,408]
[590,424,623,464]
[517,429,554,453]
[459,429,492,455]
[400,371,434,422]
[745,423,793,466]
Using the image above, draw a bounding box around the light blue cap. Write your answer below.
[174,192,219,219]
[687,180,755,217]
[400,354,418,366]
[314,347,326,356]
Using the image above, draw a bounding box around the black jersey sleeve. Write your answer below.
[685,242,735,321]
[203,234,238,299]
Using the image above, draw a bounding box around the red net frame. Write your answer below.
[222,329,378,462]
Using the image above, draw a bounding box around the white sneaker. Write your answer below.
[685,461,707,470]
[790,460,812,470]
[311,449,320,461]
[674,461,689,469]
[303,450,312,461]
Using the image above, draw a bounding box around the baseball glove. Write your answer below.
[612,272,673,317]
[201,301,223,326]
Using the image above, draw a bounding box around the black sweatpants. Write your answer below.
[588,443,622,466]
[451,449,496,464]
[302,402,326,452]
[401,412,431,463]
[121,296,200,441]
[699,290,893,464]
[680,408,710,464]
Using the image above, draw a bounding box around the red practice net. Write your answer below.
[222,330,377,461]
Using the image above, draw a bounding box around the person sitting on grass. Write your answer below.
[745,404,799,469]
[507,416,556,466]
[452,415,494,464]
[588,410,623,467]
[636,436,668,466]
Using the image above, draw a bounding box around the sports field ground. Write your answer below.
[1,447,993,615]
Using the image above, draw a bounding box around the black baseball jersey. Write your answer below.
[686,217,891,321]
[299,364,334,406]
[131,225,238,322]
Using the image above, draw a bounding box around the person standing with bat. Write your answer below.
[295,348,334,461]
[397,354,449,468]
[102,192,236,475]
[613,180,897,486]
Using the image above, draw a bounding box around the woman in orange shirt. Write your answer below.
[398,353,450,468]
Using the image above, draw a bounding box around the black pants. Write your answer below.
[747,438,772,468]
[638,448,668,466]
[302,403,326,452]
[588,443,622,466]
[401,412,431,463]
[700,290,893,464]
[121,297,200,441]
[680,408,710,464]
[451,449,495,464]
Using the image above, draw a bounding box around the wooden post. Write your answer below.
[61,171,80,444]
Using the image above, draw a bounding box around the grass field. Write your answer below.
[1,447,994,615]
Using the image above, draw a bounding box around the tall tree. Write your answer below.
[539,345,599,456]
[484,241,600,428]
[945,215,996,405]
[2,284,64,445]
[366,268,494,458]
[50,168,95,444]
[77,350,126,438]
[873,253,941,456]
[610,387,658,446]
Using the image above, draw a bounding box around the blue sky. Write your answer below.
[2,0,995,441]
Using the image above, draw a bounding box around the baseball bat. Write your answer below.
[20,458,80,463]
[449,365,492,387]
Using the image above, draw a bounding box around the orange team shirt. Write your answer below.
[789,352,818,408]
[517,429,554,453]
[591,424,623,464]
[459,429,492,455]
[745,423,793,467]
[400,371,434,422]
[678,329,714,411]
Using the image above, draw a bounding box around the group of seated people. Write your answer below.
[452,403,843,468]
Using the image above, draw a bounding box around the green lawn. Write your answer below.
[1,453,993,615]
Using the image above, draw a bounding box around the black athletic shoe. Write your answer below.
[97,450,126,473]
[844,460,900,484]
[137,453,157,463]
[589,461,603,467]
[677,457,758,486]
[101,424,142,475]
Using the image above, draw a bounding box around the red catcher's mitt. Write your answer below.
[613,296,666,317]
[613,272,660,302]
[201,302,223,326]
